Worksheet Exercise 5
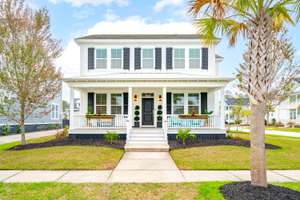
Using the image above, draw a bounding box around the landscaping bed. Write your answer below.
[220,182,300,200]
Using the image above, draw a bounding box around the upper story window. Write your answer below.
[111,48,122,69]
[96,49,107,69]
[174,48,185,69]
[142,48,154,69]
[189,48,201,69]
[96,94,107,114]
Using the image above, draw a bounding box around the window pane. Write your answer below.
[173,106,184,114]
[111,94,122,105]
[189,59,200,69]
[174,48,185,58]
[96,59,107,69]
[96,49,107,58]
[143,59,153,68]
[143,49,153,58]
[189,48,200,58]
[174,59,185,69]
[188,106,199,114]
[188,94,199,105]
[173,94,184,105]
[96,94,106,105]
[96,106,106,114]
[111,106,122,114]
[111,59,122,69]
[111,48,122,58]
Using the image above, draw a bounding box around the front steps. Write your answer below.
[125,128,169,152]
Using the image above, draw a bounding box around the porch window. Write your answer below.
[189,48,200,69]
[96,49,107,69]
[51,104,59,120]
[111,48,122,69]
[142,48,154,69]
[173,93,184,114]
[111,94,123,114]
[174,48,185,69]
[290,109,296,120]
[188,93,199,114]
[96,94,107,114]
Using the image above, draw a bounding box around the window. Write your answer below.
[96,94,107,114]
[290,95,296,103]
[111,48,122,69]
[290,109,296,120]
[96,49,107,69]
[51,104,59,120]
[111,94,123,114]
[189,48,200,69]
[142,48,154,69]
[188,93,199,114]
[298,109,300,119]
[174,48,185,69]
[173,93,184,114]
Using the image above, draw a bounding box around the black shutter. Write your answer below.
[201,92,208,114]
[166,48,173,69]
[134,48,141,70]
[202,48,208,70]
[88,48,95,70]
[167,92,172,114]
[123,93,128,114]
[87,93,95,114]
[123,48,130,70]
[155,48,162,70]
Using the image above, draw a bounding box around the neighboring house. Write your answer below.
[0,93,62,134]
[64,34,232,151]
[224,96,250,125]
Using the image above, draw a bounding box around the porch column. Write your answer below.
[69,87,74,129]
[219,88,225,129]
[162,87,167,140]
[127,87,133,140]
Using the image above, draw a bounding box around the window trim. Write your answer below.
[111,48,123,69]
[173,48,185,69]
[189,48,201,69]
[95,48,107,69]
[141,48,155,69]
[110,93,123,115]
[51,103,59,120]
[95,93,107,114]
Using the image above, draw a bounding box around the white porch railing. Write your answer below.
[72,114,128,129]
[167,115,221,128]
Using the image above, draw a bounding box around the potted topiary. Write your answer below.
[134,105,140,127]
[157,105,163,128]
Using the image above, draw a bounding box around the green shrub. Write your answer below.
[176,128,196,145]
[1,124,10,136]
[104,131,119,144]
[134,110,140,116]
[16,125,22,134]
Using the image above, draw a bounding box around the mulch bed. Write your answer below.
[169,139,280,150]
[220,182,300,200]
[9,138,125,151]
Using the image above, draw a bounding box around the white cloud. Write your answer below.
[153,0,183,12]
[49,0,128,7]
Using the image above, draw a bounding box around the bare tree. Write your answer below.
[0,0,62,144]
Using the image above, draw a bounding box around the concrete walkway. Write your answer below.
[230,127,300,138]
[1,169,300,183]
[0,129,60,145]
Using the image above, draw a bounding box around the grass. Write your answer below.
[170,131,300,170]
[0,136,124,170]
[0,182,299,200]
[266,126,300,133]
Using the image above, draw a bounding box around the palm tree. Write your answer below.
[190,0,300,187]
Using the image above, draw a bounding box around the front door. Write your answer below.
[142,98,154,126]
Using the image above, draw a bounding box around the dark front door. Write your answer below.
[142,98,154,126]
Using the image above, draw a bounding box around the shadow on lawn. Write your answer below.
[169,138,281,150]
[8,138,125,151]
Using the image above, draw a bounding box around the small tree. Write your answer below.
[176,128,196,145]
[0,0,62,145]
[104,131,119,144]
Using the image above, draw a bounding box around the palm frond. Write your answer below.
[267,2,295,31]
[227,21,248,46]
[189,0,229,19]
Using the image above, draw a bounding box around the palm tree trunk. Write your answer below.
[250,102,267,187]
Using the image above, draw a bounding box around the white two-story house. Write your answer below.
[64,34,232,151]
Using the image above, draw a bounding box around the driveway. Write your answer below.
[0,129,60,145]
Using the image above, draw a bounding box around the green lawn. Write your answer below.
[266,126,300,133]
[0,182,299,200]
[0,136,124,170]
[170,132,300,170]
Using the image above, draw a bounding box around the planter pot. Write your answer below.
[157,121,162,128]
[134,122,140,128]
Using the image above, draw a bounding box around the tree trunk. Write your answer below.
[250,102,267,187]
[20,104,26,145]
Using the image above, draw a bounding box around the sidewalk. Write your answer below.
[1,169,300,183]
[230,127,300,138]
[0,129,60,145]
